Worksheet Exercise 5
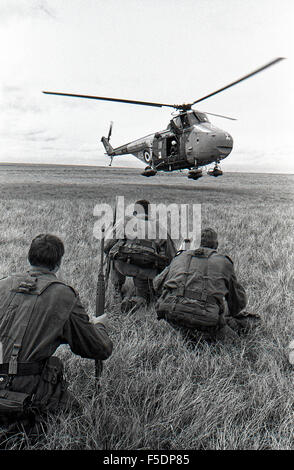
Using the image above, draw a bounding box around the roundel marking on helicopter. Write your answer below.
[144,149,152,163]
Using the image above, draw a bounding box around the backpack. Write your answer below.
[113,239,169,271]
[156,248,224,328]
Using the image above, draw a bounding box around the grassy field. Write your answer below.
[0,163,293,450]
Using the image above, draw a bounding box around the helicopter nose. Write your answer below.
[216,132,233,157]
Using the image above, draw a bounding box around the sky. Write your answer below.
[0,0,293,173]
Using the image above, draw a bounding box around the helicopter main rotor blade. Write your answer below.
[192,57,285,105]
[43,58,284,112]
[200,111,237,121]
[42,91,176,109]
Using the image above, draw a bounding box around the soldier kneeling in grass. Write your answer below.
[104,199,176,313]
[0,234,113,437]
[154,228,260,343]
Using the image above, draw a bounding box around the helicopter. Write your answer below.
[43,57,284,180]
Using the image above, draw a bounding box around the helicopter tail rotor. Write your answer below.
[108,121,113,141]
[101,121,115,158]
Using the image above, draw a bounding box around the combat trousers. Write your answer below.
[0,357,81,441]
[111,261,155,302]
[167,310,260,344]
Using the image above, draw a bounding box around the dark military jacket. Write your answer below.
[0,267,113,411]
[154,247,247,317]
[0,267,113,364]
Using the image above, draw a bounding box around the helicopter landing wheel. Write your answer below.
[141,167,157,177]
[208,164,223,177]
[188,168,203,180]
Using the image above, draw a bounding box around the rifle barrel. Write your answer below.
[95,228,106,385]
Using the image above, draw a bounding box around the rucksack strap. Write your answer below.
[171,250,217,304]
[7,294,40,375]
[192,248,217,258]
[192,249,217,304]
[2,276,68,376]
[0,361,44,376]
[174,252,194,297]
[173,288,216,305]
[200,253,210,304]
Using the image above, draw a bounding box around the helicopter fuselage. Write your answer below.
[102,110,233,172]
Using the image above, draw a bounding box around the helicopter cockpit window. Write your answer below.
[193,111,210,123]
[180,114,190,128]
[188,113,200,125]
[172,116,182,128]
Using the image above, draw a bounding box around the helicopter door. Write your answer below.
[166,136,179,160]
[152,134,165,161]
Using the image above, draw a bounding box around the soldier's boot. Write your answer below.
[215,325,240,342]
[133,277,154,306]
[121,296,147,314]
[227,312,261,334]
[146,285,156,306]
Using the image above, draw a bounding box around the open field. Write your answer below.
[0,163,293,450]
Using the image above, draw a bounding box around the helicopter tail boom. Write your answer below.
[101,136,114,156]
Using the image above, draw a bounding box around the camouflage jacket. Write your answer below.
[154,247,247,317]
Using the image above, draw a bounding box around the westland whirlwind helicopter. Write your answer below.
[43,58,284,180]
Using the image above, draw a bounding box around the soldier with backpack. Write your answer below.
[0,234,113,434]
[104,199,176,312]
[154,228,260,342]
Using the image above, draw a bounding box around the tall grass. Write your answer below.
[0,166,293,449]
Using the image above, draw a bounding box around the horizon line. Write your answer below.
[0,161,293,176]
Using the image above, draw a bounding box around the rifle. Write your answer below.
[95,228,106,388]
[104,196,118,290]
